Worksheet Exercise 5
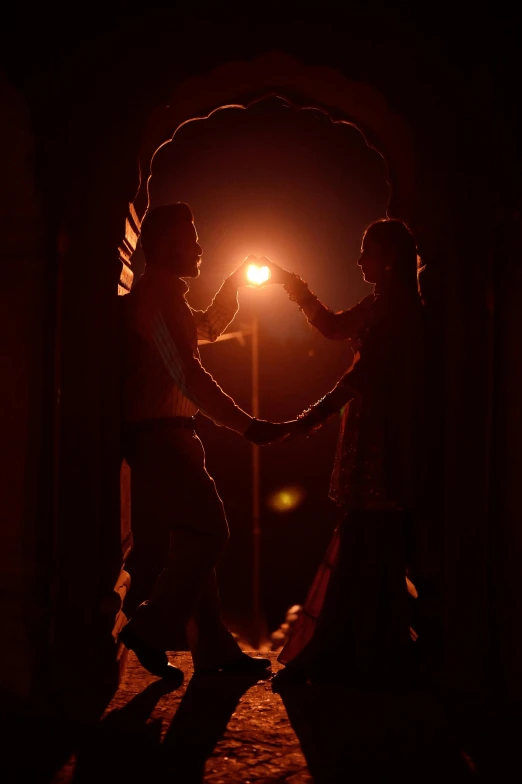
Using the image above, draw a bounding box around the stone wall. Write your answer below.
[0,71,51,704]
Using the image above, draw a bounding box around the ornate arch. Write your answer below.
[118,51,414,293]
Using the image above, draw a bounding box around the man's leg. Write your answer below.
[123,430,232,650]
[122,423,171,620]
[121,478,170,621]
[186,569,242,670]
[122,428,269,673]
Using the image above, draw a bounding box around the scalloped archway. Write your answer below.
[117,51,414,293]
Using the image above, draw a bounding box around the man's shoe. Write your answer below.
[119,626,184,683]
[197,652,271,676]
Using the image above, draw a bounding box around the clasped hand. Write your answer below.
[257,256,295,286]
[244,418,308,446]
[226,255,271,288]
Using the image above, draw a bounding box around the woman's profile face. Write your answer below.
[357,235,391,285]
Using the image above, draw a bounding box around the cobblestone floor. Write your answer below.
[43,647,477,784]
[50,650,311,783]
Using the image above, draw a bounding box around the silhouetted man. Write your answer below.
[119,202,276,680]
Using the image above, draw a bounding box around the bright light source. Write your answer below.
[266,485,306,513]
[247,264,271,285]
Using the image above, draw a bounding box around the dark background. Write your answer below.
[130,97,388,631]
[2,2,521,711]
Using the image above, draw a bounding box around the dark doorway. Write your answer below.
[131,96,388,636]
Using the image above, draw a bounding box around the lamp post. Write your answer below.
[250,310,263,647]
[199,262,270,650]
[246,263,271,649]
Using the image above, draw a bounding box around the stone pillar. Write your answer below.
[0,70,51,705]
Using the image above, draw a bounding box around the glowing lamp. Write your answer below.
[266,485,306,513]
[247,263,271,285]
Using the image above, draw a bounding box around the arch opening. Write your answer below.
[121,92,391,631]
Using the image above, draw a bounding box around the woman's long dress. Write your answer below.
[279,285,427,684]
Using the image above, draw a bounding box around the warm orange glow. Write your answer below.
[266,485,306,513]
[247,263,271,285]
[406,576,418,599]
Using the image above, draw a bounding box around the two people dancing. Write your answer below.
[119,202,428,688]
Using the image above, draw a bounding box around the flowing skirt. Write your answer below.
[278,509,414,685]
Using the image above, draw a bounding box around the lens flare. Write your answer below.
[247,264,271,285]
[266,485,306,513]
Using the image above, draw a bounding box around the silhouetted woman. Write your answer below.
[265,219,428,688]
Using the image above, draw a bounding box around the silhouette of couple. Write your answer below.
[119,202,428,689]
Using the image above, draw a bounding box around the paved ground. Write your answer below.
[40,648,477,784]
[50,651,311,784]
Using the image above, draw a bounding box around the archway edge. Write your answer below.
[132,49,414,232]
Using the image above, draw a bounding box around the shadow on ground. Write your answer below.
[5,657,522,783]
[2,671,119,784]
[69,672,260,783]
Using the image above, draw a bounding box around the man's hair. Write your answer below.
[140,202,194,263]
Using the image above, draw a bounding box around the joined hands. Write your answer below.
[227,255,297,289]
[257,256,295,286]
[227,255,262,289]
[244,418,310,446]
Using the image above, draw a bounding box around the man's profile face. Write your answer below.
[164,220,203,278]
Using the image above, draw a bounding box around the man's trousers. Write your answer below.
[121,420,242,669]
